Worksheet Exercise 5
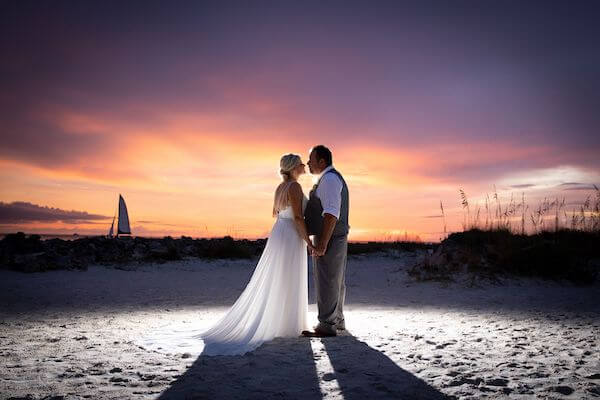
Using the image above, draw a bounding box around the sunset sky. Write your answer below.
[1,1,599,241]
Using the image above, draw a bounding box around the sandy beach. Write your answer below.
[1,252,599,399]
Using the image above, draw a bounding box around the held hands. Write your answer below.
[308,243,326,257]
[315,245,326,257]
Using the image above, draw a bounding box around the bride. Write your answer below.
[197,154,314,356]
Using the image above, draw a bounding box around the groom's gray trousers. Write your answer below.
[313,234,348,335]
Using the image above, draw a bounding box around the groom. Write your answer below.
[303,145,349,337]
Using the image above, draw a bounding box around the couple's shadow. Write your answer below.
[158,332,449,399]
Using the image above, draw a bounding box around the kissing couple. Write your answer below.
[198,145,349,356]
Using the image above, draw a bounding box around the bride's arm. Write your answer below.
[288,182,314,248]
[272,184,281,217]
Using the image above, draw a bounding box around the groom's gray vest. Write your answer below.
[305,168,349,237]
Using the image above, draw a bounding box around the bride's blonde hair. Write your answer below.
[273,153,301,216]
[279,153,301,180]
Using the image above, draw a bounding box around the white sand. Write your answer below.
[1,252,599,399]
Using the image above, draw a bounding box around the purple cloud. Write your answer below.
[0,1,598,184]
[0,202,109,224]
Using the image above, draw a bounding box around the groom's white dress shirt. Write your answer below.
[315,165,343,220]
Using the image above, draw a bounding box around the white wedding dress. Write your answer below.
[138,192,309,356]
[196,195,309,356]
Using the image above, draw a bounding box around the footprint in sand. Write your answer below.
[109,376,130,383]
[588,386,600,396]
[549,385,574,395]
[137,372,157,381]
[446,376,483,387]
[486,378,509,387]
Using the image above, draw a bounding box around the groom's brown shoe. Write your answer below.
[301,327,336,337]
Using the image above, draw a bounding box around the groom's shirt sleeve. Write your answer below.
[317,173,343,219]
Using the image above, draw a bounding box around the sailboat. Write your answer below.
[108,194,131,238]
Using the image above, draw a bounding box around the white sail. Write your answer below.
[108,215,115,237]
[117,194,131,235]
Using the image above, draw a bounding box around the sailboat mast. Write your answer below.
[116,195,120,238]
[108,215,115,238]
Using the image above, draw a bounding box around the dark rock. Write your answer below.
[12,252,50,272]
[146,238,181,261]
[1,232,44,255]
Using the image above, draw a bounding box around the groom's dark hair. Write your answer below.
[312,145,332,167]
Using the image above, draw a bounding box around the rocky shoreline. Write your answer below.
[6,229,596,285]
[0,233,267,272]
[0,232,431,273]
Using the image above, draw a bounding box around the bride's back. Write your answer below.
[273,181,293,216]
